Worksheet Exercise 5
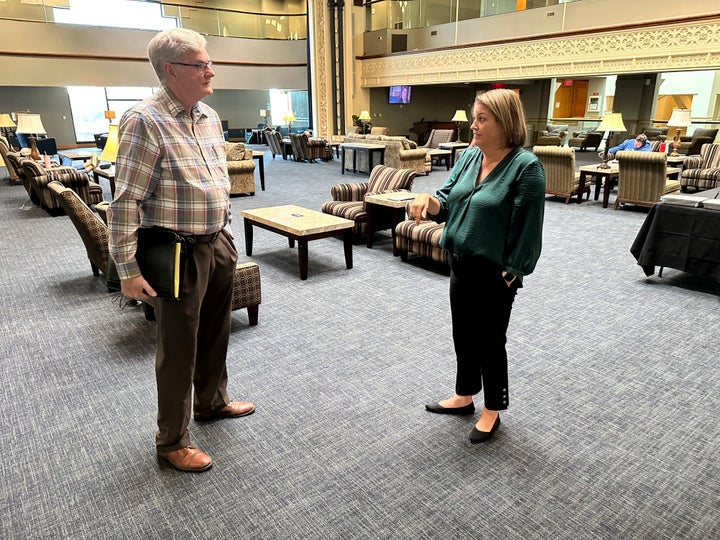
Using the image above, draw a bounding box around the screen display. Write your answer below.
[388,85,411,104]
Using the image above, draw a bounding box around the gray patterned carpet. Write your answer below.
[0,148,718,539]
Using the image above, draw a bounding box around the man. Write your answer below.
[599,133,651,160]
[108,28,254,473]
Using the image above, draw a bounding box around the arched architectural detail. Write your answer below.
[359,18,720,87]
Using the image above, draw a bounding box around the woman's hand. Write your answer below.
[409,193,432,224]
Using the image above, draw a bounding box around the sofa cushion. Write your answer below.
[226,142,247,161]
[547,123,569,134]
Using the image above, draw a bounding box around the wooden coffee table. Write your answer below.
[240,205,354,280]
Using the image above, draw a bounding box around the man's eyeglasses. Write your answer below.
[170,60,214,72]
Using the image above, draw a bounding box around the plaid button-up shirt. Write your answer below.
[108,85,230,280]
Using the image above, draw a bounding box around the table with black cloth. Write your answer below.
[630,188,720,280]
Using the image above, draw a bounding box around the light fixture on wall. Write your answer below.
[15,113,47,161]
[451,109,468,142]
[596,112,626,169]
[358,110,371,134]
[667,108,692,157]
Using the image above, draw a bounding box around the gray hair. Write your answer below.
[147,28,207,82]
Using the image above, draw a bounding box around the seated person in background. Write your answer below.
[599,133,651,160]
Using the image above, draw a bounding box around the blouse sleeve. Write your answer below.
[432,147,477,223]
[504,158,546,277]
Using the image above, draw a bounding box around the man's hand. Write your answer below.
[120,275,157,300]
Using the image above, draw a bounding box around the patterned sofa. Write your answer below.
[341,134,430,175]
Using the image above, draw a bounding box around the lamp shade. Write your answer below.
[451,110,468,122]
[0,113,16,128]
[358,110,371,121]
[282,112,296,123]
[667,108,691,127]
[596,112,626,132]
[15,113,47,135]
[98,124,119,163]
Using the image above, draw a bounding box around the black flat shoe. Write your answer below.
[425,401,475,415]
[469,415,500,444]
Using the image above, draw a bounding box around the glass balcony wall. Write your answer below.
[0,0,307,40]
[366,0,575,31]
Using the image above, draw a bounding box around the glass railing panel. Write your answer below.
[0,0,306,40]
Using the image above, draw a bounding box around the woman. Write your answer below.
[409,89,545,444]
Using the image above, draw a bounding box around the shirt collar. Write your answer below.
[158,84,208,122]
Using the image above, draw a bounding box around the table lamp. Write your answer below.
[451,109,468,142]
[359,110,371,134]
[283,111,296,130]
[98,123,119,165]
[596,112,626,169]
[15,113,47,161]
[667,108,691,157]
[0,113,16,146]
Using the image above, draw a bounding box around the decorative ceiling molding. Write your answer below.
[359,18,720,87]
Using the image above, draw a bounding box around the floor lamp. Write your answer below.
[667,108,691,157]
[596,112,626,169]
[451,109,468,142]
[15,113,47,161]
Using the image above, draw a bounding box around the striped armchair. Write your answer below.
[615,150,680,209]
[679,143,720,192]
[21,158,103,216]
[289,133,332,162]
[321,165,416,238]
[394,211,447,266]
[533,145,591,204]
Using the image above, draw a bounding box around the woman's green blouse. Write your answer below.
[432,146,546,278]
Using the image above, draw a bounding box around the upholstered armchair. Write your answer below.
[537,124,568,146]
[674,128,719,156]
[394,203,447,266]
[533,146,591,204]
[321,164,416,239]
[370,126,389,136]
[419,129,454,149]
[679,143,720,192]
[0,136,21,185]
[614,150,680,209]
[48,180,111,278]
[225,142,255,196]
[21,158,103,215]
[567,131,603,151]
[266,129,287,160]
[289,133,332,162]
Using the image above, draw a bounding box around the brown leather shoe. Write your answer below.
[158,445,212,472]
[194,400,255,421]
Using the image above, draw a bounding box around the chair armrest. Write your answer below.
[227,161,255,173]
[681,156,703,169]
[400,149,430,159]
[330,182,369,201]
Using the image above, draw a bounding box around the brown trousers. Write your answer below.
[154,230,237,452]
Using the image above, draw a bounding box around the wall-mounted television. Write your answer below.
[388,85,411,104]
